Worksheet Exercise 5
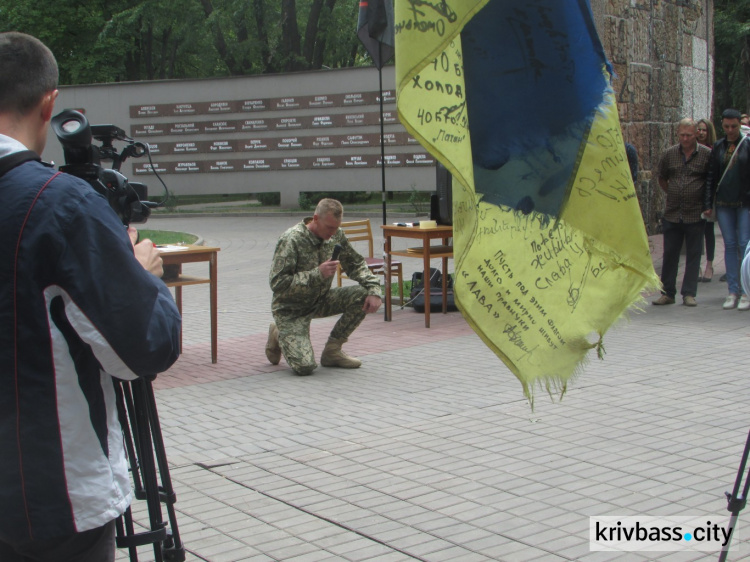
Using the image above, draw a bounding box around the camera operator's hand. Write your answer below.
[129,227,164,278]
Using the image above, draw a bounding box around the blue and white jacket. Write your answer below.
[0,135,181,543]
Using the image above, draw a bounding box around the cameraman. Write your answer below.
[0,32,181,562]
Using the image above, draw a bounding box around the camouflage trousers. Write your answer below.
[273,285,369,375]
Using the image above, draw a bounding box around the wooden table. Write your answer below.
[381,225,453,328]
[159,245,220,363]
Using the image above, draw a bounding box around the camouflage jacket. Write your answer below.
[270,218,381,314]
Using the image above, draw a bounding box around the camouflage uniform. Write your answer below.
[270,218,381,375]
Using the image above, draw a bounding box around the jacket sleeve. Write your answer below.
[337,235,381,297]
[704,146,719,211]
[54,186,181,380]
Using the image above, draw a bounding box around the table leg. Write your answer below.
[384,236,392,321]
[442,235,449,314]
[424,241,431,328]
[210,252,218,363]
[442,256,449,314]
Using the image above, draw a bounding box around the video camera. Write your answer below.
[51,109,159,225]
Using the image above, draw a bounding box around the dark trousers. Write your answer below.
[704,219,715,262]
[0,520,115,562]
[661,219,704,298]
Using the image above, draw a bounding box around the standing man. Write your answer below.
[653,118,711,307]
[0,32,181,561]
[704,109,750,309]
[267,198,382,376]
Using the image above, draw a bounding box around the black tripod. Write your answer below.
[719,428,749,561]
[114,377,185,562]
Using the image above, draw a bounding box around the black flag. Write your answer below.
[357,0,395,69]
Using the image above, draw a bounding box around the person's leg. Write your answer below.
[2,520,116,562]
[274,312,317,375]
[316,286,370,340]
[315,286,370,368]
[659,220,681,299]
[704,220,715,278]
[265,322,281,364]
[681,221,703,298]
[0,539,24,562]
[718,206,741,296]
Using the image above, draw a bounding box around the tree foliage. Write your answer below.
[3,0,743,105]
[714,0,750,118]
[0,0,365,84]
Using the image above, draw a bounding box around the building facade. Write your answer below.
[594,0,714,233]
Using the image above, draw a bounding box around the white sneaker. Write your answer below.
[739,295,750,311]
[724,294,739,310]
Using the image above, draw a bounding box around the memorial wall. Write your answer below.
[46,66,436,207]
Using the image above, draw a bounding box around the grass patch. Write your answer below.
[381,280,414,297]
[137,230,199,245]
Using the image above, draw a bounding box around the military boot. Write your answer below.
[320,337,361,368]
[265,322,281,365]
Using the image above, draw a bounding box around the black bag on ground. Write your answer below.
[409,268,457,313]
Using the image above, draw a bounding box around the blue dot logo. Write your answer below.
[684,533,693,541]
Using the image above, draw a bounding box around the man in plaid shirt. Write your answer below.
[653,118,711,307]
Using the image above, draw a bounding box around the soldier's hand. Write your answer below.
[319,260,339,278]
[362,295,382,313]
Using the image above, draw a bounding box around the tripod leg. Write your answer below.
[116,510,139,562]
[116,383,144,498]
[115,378,183,561]
[719,427,750,562]
[132,379,166,562]
[143,380,185,560]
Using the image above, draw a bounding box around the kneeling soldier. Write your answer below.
[267,199,382,375]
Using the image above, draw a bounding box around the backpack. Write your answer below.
[409,268,457,313]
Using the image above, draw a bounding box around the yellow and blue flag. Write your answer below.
[395,0,659,404]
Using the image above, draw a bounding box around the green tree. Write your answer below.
[1,0,116,83]
[1,0,366,84]
[714,0,750,118]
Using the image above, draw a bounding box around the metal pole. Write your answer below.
[378,43,387,227]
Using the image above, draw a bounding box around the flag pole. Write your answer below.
[377,43,390,321]
[378,42,387,226]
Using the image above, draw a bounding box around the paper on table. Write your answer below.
[156,245,190,252]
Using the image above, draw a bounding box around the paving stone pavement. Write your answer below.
[115,215,750,562]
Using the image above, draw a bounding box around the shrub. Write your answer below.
[298,192,314,210]
[165,191,179,211]
[256,192,280,206]
[408,184,429,214]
